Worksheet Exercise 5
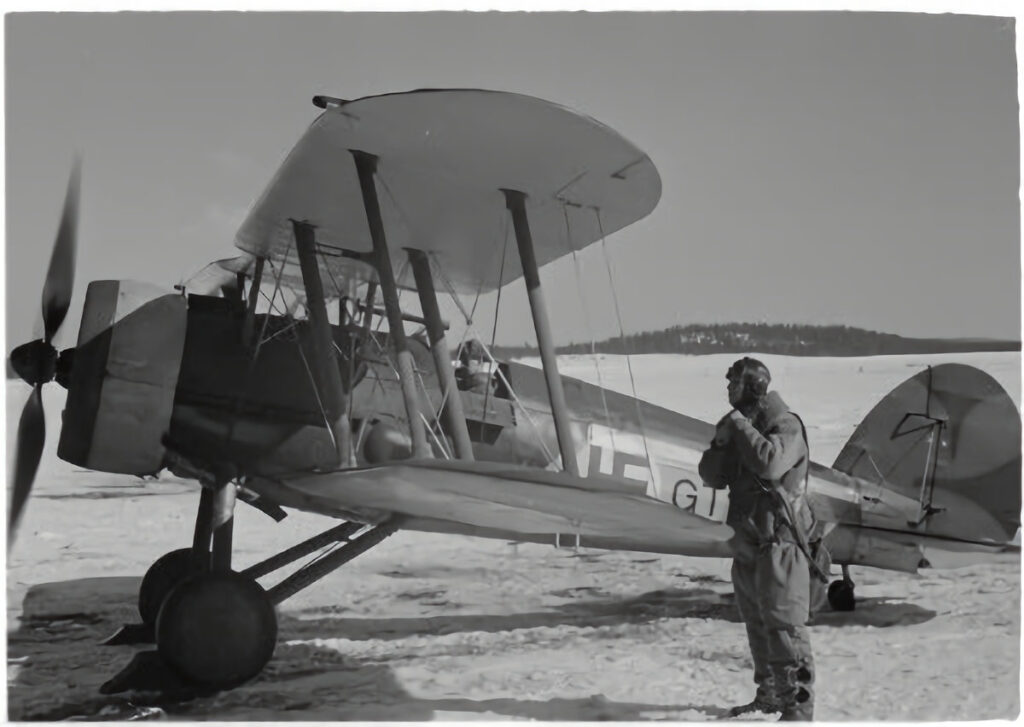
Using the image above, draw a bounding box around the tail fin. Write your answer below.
[832,363,1021,545]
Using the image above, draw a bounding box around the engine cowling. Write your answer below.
[58,280,187,475]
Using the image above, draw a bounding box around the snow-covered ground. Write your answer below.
[5,352,1021,720]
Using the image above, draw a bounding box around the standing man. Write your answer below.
[698,357,815,721]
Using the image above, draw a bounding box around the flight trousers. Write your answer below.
[732,536,815,720]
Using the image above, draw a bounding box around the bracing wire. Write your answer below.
[419,411,453,460]
[426,221,494,369]
[594,207,655,485]
[316,245,347,301]
[432,251,479,329]
[427,255,462,366]
[258,287,290,318]
[481,218,512,424]
[358,307,449,450]
[428,207,502,348]
[259,317,302,344]
[360,338,390,401]
[353,167,410,341]
[562,204,613,442]
[262,239,348,462]
[294,322,339,454]
[410,355,450,449]
[371,257,411,336]
[393,257,411,298]
[367,253,449,445]
[363,168,510,452]
[221,245,303,460]
[479,345,558,466]
[488,214,512,349]
[254,237,295,359]
[431,219,558,469]
[373,171,421,334]
[466,275,486,338]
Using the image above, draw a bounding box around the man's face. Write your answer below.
[727,377,743,407]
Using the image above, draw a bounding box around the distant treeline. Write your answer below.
[489,323,1022,359]
[8,323,1019,380]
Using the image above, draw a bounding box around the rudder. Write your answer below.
[831,363,1020,545]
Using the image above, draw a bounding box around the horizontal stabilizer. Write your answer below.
[824,525,927,573]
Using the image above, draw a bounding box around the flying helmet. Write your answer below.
[726,357,771,402]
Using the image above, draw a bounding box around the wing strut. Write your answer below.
[504,189,580,476]
[293,220,352,466]
[351,150,431,458]
[242,256,266,346]
[409,249,475,460]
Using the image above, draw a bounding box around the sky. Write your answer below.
[5,11,1021,350]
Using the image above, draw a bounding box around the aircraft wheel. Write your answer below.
[156,571,277,688]
[827,579,856,612]
[138,548,207,626]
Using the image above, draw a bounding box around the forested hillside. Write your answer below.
[491,323,1021,359]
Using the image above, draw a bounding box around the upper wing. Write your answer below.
[250,459,734,557]
[234,89,662,295]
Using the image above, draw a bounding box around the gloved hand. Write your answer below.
[713,411,737,447]
[726,409,748,424]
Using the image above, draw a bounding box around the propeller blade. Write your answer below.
[9,385,46,545]
[41,158,81,344]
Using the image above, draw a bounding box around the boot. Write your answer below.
[777,702,813,721]
[776,683,813,721]
[728,691,782,717]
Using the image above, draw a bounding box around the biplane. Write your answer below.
[8,89,1021,693]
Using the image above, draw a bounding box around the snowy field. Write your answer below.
[5,351,1021,721]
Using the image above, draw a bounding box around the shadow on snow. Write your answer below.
[7,574,934,720]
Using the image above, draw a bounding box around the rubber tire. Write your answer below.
[156,571,277,689]
[827,579,856,612]
[138,548,206,626]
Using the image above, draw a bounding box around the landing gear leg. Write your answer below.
[210,480,235,572]
[126,472,238,635]
[155,481,278,689]
[100,496,400,694]
[827,565,856,611]
[103,481,277,693]
[103,488,216,646]
[192,485,215,560]
[136,488,217,629]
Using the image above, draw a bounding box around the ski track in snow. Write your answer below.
[6,352,1021,721]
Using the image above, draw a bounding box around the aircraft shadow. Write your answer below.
[7,577,736,721]
[8,577,741,720]
[190,640,730,721]
[411,695,729,721]
[178,641,729,721]
[186,643,729,724]
[285,586,743,642]
[7,576,933,720]
[809,597,936,628]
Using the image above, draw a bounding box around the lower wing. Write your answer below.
[248,459,735,557]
